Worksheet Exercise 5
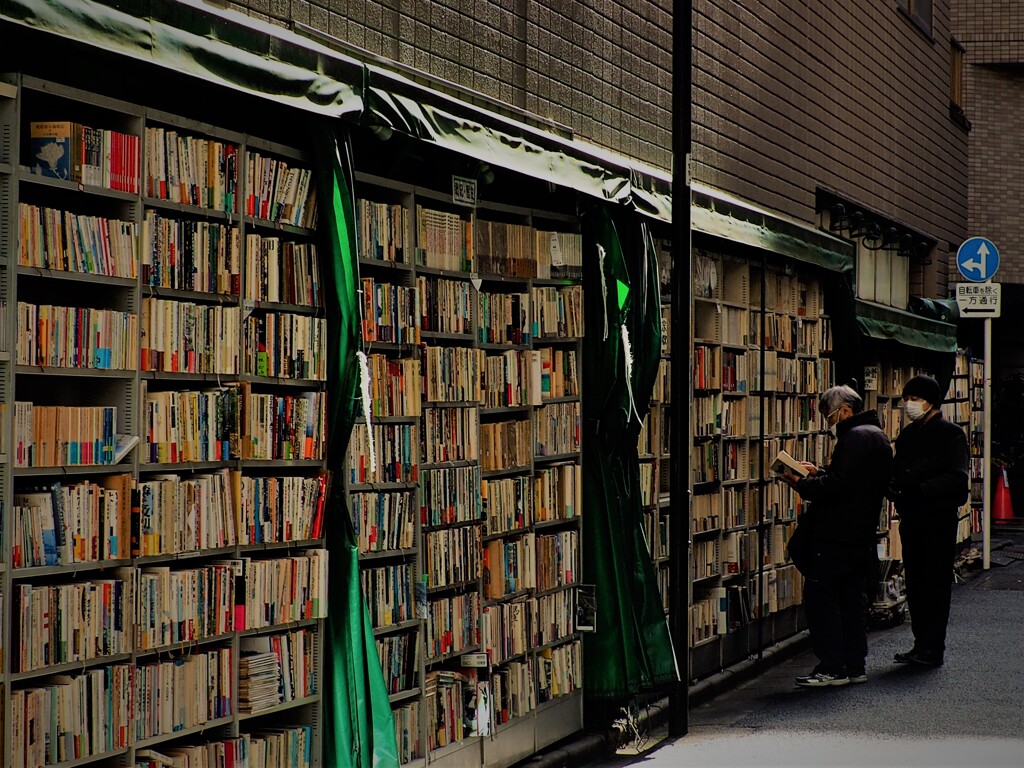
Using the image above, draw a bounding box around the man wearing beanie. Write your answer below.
[889,374,970,667]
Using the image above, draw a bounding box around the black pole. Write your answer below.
[757,253,767,661]
[669,0,692,739]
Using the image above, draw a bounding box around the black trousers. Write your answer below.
[802,542,871,676]
[899,510,959,656]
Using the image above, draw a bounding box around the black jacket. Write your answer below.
[794,409,893,546]
[891,411,970,520]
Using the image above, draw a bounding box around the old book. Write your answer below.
[770,449,808,477]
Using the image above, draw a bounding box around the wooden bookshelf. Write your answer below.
[686,248,834,677]
[349,177,584,766]
[0,73,327,768]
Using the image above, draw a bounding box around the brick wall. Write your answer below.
[228,0,673,171]
[228,0,968,296]
[951,1,1024,285]
[693,0,968,295]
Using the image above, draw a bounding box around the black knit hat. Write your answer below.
[902,374,942,406]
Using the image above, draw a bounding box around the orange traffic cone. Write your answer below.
[994,467,1015,524]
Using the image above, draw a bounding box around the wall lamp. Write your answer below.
[829,203,851,232]
[862,221,885,250]
[848,211,868,238]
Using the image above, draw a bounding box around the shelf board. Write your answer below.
[534,516,579,531]
[239,694,321,721]
[11,557,132,579]
[142,284,238,303]
[14,463,133,478]
[387,686,422,705]
[133,715,235,750]
[243,214,316,238]
[42,747,130,768]
[359,547,418,562]
[240,374,326,389]
[373,618,422,637]
[135,630,236,660]
[135,545,237,565]
[18,167,138,201]
[11,652,133,683]
[141,369,238,383]
[16,264,136,286]
[142,196,236,220]
[241,537,325,552]
[534,451,581,465]
[358,256,414,272]
[139,460,232,473]
[481,464,531,479]
[239,617,320,637]
[16,364,134,378]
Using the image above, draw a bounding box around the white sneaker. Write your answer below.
[795,671,850,688]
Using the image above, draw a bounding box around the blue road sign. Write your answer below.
[957,237,1000,282]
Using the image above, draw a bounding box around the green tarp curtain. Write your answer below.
[581,204,678,698]
[1,0,671,221]
[854,300,959,354]
[2,0,365,116]
[362,82,672,222]
[691,184,855,274]
[312,123,400,768]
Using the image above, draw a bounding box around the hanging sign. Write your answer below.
[452,175,477,206]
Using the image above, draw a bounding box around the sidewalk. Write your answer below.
[587,546,1024,768]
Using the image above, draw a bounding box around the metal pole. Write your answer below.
[669,0,692,739]
[983,316,992,569]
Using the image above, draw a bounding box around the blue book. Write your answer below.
[30,121,76,181]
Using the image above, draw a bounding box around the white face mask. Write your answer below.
[905,400,930,421]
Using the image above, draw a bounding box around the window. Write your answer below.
[950,40,964,107]
[899,0,933,36]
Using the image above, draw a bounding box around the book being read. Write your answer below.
[771,449,809,477]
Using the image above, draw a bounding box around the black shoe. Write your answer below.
[893,648,918,663]
[894,648,943,667]
[907,650,943,667]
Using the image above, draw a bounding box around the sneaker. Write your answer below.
[847,670,868,684]
[795,671,850,688]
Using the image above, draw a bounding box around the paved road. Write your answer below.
[590,554,1024,768]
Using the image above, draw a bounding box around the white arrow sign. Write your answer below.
[961,241,989,278]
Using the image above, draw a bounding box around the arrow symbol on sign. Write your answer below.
[962,242,989,277]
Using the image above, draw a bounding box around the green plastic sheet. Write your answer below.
[312,123,400,768]
[581,204,679,698]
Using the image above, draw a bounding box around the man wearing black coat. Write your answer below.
[780,384,893,687]
[889,374,970,668]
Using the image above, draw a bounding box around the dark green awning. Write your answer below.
[855,299,959,353]
[2,0,672,220]
[691,183,855,274]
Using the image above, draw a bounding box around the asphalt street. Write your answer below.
[588,547,1024,768]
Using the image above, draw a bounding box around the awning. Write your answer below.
[691,183,855,274]
[855,299,959,353]
[1,0,672,221]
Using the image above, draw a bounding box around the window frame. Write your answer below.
[898,0,934,39]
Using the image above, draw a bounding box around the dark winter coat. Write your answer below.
[794,409,893,547]
[891,411,970,522]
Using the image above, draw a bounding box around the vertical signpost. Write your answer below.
[954,236,1001,570]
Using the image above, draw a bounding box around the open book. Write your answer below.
[771,449,809,477]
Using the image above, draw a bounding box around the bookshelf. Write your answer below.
[943,348,984,544]
[688,248,833,676]
[348,175,584,767]
[1,74,328,768]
